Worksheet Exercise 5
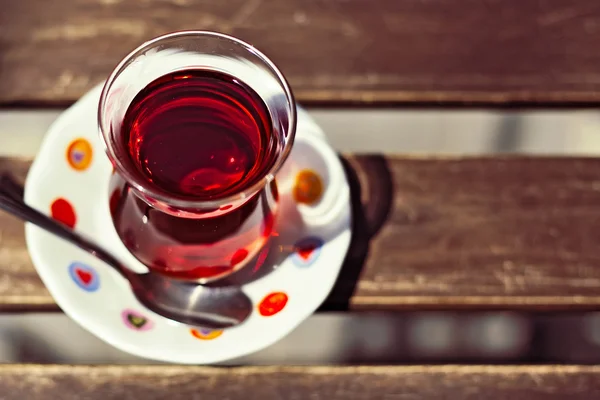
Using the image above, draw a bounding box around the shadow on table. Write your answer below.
[319,155,394,311]
[210,154,393,311]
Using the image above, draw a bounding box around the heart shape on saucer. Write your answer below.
[121,309,154,331]
[68,262,100,292]
[292,237,324,267]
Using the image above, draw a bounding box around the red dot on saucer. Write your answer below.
[230,248,249,267]
[50,198,76,228]
[253,245,270,273]
[258,292,288,317]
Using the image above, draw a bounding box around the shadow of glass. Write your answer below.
[320,155,394,311]
[210,154,393,291]
[208,153,393,311]
[209,158,350,287]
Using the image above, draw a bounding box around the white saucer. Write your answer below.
[23,83,352,364]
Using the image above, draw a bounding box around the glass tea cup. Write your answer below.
[98,31,296,283]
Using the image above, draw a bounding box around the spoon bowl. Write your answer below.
[128,271,252,328]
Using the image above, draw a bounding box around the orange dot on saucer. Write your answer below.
[191,328,223,340]
[258,292,288,317]
[66,138,93,171]
[293,170,323,205]
[50,198,77,228]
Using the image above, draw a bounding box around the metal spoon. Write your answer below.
[0,175,252,330]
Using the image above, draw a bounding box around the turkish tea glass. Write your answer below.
[98,31,296,283]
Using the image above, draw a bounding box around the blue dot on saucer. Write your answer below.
[68,262,100,292]
[291,237,324,267]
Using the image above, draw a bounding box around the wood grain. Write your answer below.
[0,365,598,399]
[5,156,600,311]
[3,0,600,106]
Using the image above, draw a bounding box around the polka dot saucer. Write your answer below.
[23,83,352,364]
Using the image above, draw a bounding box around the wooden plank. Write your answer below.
[4,155,600,311]
[0,365,598,399]
[3,0,600,106]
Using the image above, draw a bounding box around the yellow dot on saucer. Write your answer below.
[190,328,223,340]
[293,169,323,205]
[66,138,93,171]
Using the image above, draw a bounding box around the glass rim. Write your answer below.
[98,30,297,210]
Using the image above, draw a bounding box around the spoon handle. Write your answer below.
[0,174,24,200]
[0,174,128,277]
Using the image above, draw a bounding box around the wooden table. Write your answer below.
[2,0,600,398]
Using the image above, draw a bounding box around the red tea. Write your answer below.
[121,69,278,199]
[110,69,280,280]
